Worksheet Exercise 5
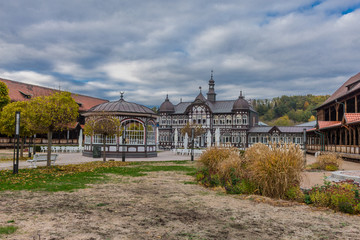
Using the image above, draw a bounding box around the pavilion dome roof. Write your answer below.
[232,91,250,111]
[159,95,175,113]
[90,94,155,114]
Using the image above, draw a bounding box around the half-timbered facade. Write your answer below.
[158,73,259,149]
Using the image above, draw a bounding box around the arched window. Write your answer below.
[214,116,219,125]
[226,115,232,125]
[146,122,156,145]
[220,116,225,125]
[167,116,171,125]
[123,120,144,145]
[236,115,241,125]
[242,115,247,125]
[161,116,166,125]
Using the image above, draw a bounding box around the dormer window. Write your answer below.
[346,79,360,91]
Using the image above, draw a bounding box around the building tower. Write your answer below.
[207,70,216,102]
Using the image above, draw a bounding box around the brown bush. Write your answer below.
[198,147,237,174]
[246,143,304,199]
[314,153,342,171]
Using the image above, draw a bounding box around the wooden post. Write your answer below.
[335,104,339,121]
[345,101,347,113]
[356,95,358,113]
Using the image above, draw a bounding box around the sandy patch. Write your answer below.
[1,169,360,240]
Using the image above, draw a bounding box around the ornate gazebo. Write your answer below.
[82,94,158,158]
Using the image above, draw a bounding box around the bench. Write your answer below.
[27,154,58,168]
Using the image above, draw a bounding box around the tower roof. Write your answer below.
[232,91,250,111]
[195,86,206,102]
[159,95,175,113]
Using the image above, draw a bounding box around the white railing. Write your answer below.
[174,149,204,156]
[40,146,84,153]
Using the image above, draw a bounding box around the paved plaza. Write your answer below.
[0,150,191,170]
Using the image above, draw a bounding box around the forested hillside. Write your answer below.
[252,95,329,126]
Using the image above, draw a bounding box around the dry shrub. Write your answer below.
[314,153,342,171]
[246,143,304,199]
[198,147,237,174]
[198,147,248,189]
[217,151,248,181]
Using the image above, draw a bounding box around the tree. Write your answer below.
[181,122,205,148]
[84,114,122,162]
[28,92,79,166]
[308,115,316,122]
[0,81,10,110]
[272,115,293,126]
[0,101,34,157]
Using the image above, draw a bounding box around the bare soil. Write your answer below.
[1,165,360,240]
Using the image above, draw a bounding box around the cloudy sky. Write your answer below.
[1,0,360,106]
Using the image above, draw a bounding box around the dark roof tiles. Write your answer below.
[319,72,360,108]
[91,99,155,114]
[249,126,311,133]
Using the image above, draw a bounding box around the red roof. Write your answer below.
[319,72,360,108]
[0,78,108,111]
[343,113,360,124]
[307,121,341,132]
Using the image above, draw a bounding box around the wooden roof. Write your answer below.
[0,78,108,111]
[318,72,360,109]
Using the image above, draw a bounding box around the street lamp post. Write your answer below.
[191,128,194,161]
[122,128,126,162]
[303,128,307,166]
[13,111,20,174]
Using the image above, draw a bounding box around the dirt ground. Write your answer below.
[1,164,360,240]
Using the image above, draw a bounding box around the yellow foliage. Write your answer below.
[246,142,304,199]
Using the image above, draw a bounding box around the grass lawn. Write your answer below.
[0,161,196,192]
[0,225,18,235]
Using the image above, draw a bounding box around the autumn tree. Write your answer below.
[84,114,122,162]
[28,92,79,166]
[181,122,205,148]
[0,101,34,157]
[0,81,10,110]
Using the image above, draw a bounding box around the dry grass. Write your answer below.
[198,147,238,174]
[312,153,342,171]
[246,143,304,199]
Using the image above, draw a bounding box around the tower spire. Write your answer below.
[207,70,216,102]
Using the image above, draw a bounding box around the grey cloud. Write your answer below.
[0,0,360,106]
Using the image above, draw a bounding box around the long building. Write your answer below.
[158,72,308,149]
[307,72,360,159]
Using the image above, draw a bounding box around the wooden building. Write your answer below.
[307,72,360,159]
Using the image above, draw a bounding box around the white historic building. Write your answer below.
[158,72,311,149]
[158,72,258,149]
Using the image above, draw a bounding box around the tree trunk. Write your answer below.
[102,135,106,162]
[47,130,53,166]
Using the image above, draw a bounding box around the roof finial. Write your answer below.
[166,94,169,100]
[211,70,213,79]
[239,90,243,98]
[180,98,182,103]
[120,91,124,101]
[199,86,202,93]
